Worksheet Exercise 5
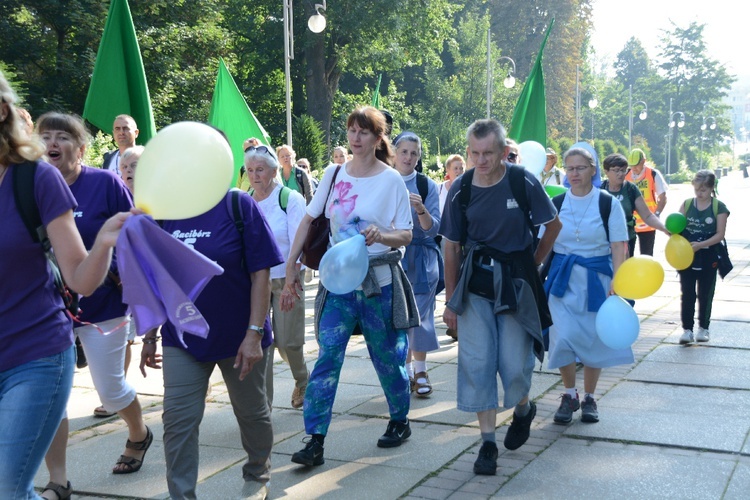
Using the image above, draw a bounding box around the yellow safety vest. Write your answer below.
[625,167,657,233]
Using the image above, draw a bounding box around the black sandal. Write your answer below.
[42,481,72,500]
[113,426,153,474]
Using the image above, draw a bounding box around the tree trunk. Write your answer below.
[305,33,340,147]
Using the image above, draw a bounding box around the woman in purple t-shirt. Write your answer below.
[36,113,151,487]
[0,72,130,500]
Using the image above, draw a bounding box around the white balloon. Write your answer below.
[517,141,547,176]
[134,122,234,220]
[319,235,369,294]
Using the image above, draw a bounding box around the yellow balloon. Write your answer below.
[665,234,694,270]
[134,122,234,220]
[612,256,665,300]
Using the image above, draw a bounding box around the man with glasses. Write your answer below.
[625,149,668,256]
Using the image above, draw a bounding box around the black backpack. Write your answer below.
[12,161,80,317]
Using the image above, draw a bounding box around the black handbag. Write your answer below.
[713,239,733,279]
[301,166,341,270]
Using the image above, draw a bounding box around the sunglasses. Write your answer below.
[244,145,278,162]
[507,152,518,162]
[609,167,630,174]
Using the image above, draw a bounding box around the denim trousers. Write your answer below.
[0,345,74,499]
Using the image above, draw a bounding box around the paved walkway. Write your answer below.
[36,172,750,499]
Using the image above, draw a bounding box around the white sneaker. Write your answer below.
[696,327,710,342]
[679,329,694,345]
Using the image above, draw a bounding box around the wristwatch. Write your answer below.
[247,324,263,336]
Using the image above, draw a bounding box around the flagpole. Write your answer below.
[283,0,294,146]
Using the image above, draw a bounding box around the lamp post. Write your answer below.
[575,66,596,143]
[485,28,515,119]
[284,1,327,146]
[666,98,685,176]
[699,116,716,169]
[628,85,647,150]
[588,96,598,140]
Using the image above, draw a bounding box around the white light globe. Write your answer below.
[308,13,326,33]
[503,75,515,88]
[639,110,647,120]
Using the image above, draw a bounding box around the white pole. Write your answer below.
[575,65,580,143]
[486,27,492,119]
[628,85,633,151]
[283,0,294,146]
[667,97,672,176]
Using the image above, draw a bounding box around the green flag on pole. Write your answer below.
[508,19,554,148]
[371,74,382,108]
[82,0,156,144]
[208,58,272,183]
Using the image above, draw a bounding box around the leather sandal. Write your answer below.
[113,426,153,474]
[42,481,72,500]
[93,405,116,418]
[414,371,433,397]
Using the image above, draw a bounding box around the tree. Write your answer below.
[614,38,653,89]
[293,114,326,171]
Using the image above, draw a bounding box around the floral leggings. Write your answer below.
[303,285,410,435]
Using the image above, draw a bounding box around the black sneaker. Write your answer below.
[377,419,411,448]
[473,441,498,475]
[291,438,324,466]
[581,395,599,423]
[553,393,580,424]
[503,401,536,450]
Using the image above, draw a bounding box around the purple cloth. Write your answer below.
[160,191,283,362]
[0,162,76,372]
[116,214,224,347]
[69,166,133,324]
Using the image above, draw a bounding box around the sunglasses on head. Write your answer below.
[507,152,518,162]
[244,145,278,161]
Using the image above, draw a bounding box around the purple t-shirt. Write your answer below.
[0,162,77,371]
[160,191,283,362]
[69,166,133,324]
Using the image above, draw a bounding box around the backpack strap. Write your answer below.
[508,165,535,236]
[12,161,46,246]
[684,198,693,214]
[226,189,246,270]
[416,172,429,204]
[458,169,474,247]
[711,197,719,218]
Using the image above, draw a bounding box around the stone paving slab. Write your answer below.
[726,461,750,499]
[661,320,750,349]
[562,381,750,453]
[495,437,737,499]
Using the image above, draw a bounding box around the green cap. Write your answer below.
[628,149,645,166]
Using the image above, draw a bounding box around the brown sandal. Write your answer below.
[113,426,153,474]
[414,371,433,397]
[42,481,72,500]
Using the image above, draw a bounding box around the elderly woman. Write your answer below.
[36,113,150,491]
[392,132,442,396]
[276,144,314,203]
[601,153,669,257]
[542,147,631,425]
[244,146,310,409]
[283,106,417,467]
[119,145,144,194]
[438,154,465,215]
[0,73,130,499]
[140,151,283,498]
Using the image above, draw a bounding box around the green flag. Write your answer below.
[208,58,272,181]
[371,74,382,108]
[83,0,156,144]
[508,19,554,148]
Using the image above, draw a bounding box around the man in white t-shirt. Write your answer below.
[102,115,139,176]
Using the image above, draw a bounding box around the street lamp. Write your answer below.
[699,116,716,168]
[575,66,596,142]
[485,27,515,118]
[628,85,647,150]
[284,1,328,146]
[666,97,685,176]
[588,96,598,140]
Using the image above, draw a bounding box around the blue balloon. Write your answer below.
[563,141,602,188]
[319,234,369,294]
[595,295,640,349]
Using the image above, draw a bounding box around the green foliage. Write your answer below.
[83,130,114,168]
[292,114,326,173]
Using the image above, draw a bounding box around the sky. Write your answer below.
[590,0,749,82]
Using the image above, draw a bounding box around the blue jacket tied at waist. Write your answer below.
[544,253,612,312]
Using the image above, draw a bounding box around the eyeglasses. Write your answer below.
[564,166,591,173]
[608,167,630,174]
[244,145,278,162]
[507,152,518,162]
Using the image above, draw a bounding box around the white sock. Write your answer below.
[405,363,414,378]
[413,360,427,374]
[584,392,595,400]
[565,387,578,398]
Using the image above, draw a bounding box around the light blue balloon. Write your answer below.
[595,295,640,349]
[319,234,369,294]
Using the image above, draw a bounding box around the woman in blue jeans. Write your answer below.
[0,71,130,499]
